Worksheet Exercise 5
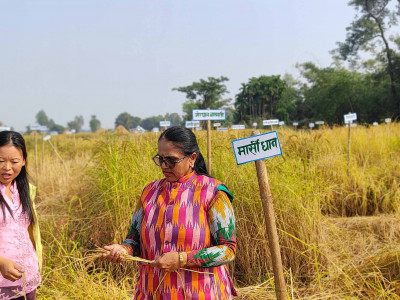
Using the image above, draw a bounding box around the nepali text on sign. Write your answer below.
[232,131,282,165]
[344,113,357,123]
[231,124,245,130]
[192,109,226,121]
[263,119,279,126]
[160,121,171,127]
[185,120,200,128]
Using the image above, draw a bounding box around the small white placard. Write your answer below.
[252,122,258,127]
[373,122,378,126]
[192,109,226,121]
[293,122,299,126]
[185,120,200,128]
[217,127,228,132]
[344,113,357,123]
[160,121,171,127]
[43,135,51,141]
[29,124,42,131]
[231,124,245,130]
[309,123,315,128]
[152,127,160,133]
[263,119,279,126]
[315,121,324,125]
[232,131,282,165]
[278,121,285,126]
[385,118,391,123]
[213,122,221,127]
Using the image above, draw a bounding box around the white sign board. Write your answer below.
[309,123,315,128]
[50,131,58,135]
[0,126,11,131]
[152,127,160,133]
[231,124,245,130]
[252,122,258,127]
[213,122,221,127]
[217,127,228,132]
[192,109,226,121]
[385,118,391,123]
[232,131,282,165]
[373,122,378,126]
[160,121,171,127]
[29,124,42,131]
[43,135,51,141]
[185,120,200,128]
[263,119,279,126]
[293,122,299,126]
[315,121,325,125]
[278,121,285,126]
[344,113,357,124]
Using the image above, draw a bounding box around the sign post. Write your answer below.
[344,113,357,177]
[193,109,226,174]
[231,131,287,299]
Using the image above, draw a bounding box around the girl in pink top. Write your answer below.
[0,131,41,300]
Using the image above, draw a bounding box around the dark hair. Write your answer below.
[0,131,33,224]
[158,126,209,176]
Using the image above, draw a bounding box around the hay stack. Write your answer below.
[95,128,107,134]
[113,125,130,135]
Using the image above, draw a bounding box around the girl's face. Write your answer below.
[157,137,197,182]
[0,145,25,188]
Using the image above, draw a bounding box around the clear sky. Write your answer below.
[0,0,357,131]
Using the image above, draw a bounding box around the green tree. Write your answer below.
[140,115,163,131]
[47,119,65,134]
[115,112,141,130]
[164,113,182,126]
[89,115,101,132]
[36,110,49,126]
[67,115,84,132]
[173,76,231,120]
[336,0,400,116]
[234,75,287,124]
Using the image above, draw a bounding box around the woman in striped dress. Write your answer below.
[103,126,237,299]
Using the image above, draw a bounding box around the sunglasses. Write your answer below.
[152,154,189,169]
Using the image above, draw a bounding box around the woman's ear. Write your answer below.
[189,152,197,167]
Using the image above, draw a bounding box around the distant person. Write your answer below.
[0,131,42,300]
[103,126,237,299]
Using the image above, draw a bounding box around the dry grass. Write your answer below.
[21,124,400,299]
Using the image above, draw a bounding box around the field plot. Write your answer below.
[25,124,400,299]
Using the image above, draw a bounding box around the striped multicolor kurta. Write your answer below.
[122,171,237,299]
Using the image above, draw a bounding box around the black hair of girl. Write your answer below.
[0,131,34,224]
[159,126,209,176]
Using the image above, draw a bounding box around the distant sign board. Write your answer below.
[373,122,378,126]
[293,122,299,126]
[217,127,228,132]
[252,122,258,127]
[309,123,315,128]
[278,121,285,126]
[315,121,325,125]
[43,135,51,141]
[344,113,357,124]
[185,120,200,128]
[152,127,160,133]
[0,126,11,132]
[160,121,171,127]
[385,118,391,123]
[232,131,282,165]
[231,124,245,130]
[213,122,221,127]
[263,119,279,126]
[192,109,226,121]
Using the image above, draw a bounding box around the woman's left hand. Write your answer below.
[150,252,180,272]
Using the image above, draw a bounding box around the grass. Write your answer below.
[23,123,400,299]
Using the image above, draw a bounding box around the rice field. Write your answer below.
[24,123,400,299]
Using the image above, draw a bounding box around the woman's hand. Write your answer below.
[150,252,187,272]
[101,244,128,263]
[0,256,24,282]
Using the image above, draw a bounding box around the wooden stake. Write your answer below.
[207,113,212,174]
[34,133,38,180]
[252,130,288,300]
[347,121,351,177]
